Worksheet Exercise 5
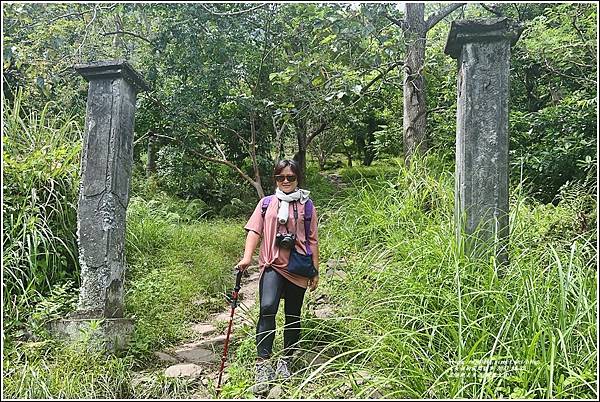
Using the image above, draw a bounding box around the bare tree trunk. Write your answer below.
[293,119,308,187]
[391,3,465,166]
[317,149,326,170]
[146,132,157,178]
[403,3,428,166]
[249,113,265,198]
[271,114,286,163]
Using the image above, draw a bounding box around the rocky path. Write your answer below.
[320,172,348,191]
[153,264,261,396]
[132,260,341,398]
[132,173,353,398]
[130,263,261,398]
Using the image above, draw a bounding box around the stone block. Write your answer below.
[48,317,134,352]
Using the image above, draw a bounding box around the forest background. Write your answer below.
[2,2,598,399]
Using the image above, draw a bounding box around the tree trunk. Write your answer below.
[146,133,157,178]
[318,149,326,170]
[363,114,378,166]
[249,113,265,198]
[252,181,265,199]
[293,120,307,187]
[403,3,428,166]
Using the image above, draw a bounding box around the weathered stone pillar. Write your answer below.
[51,60,149,351]
[444,18,523,266]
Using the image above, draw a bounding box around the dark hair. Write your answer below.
[273,159,301,178]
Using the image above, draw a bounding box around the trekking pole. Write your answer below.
[216,267,244,397]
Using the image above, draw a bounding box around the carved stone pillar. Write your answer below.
[445,18,523,266]
[51,60,149,351]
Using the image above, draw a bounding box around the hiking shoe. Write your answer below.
[275,357,293,380]
[252,360,275,394]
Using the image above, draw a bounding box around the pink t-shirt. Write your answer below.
[244,196,319,289]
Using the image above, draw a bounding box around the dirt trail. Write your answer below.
[128,262,260,398]
[133,196,348,399]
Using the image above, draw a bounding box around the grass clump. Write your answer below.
[3,90,82,339]
[272,154,598,399]
[3,334,134,399]
[124,195,246,359]
[3,193,246,398]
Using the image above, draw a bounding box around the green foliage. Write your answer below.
[292,155,597,399]
[3,338,134,399]
[2,89,82,338]
[4,193,246,398]
[125,197,245,357]
[2,2,597,399]
[219,198,254,219]
[505,3,597,203]
[303,163,341,207]
[425,3,597,203]
[4,3,595,202]
[510,94,597,203]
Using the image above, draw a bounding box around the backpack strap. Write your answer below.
[262,195,314,255]
[304,199,313,255]
[261,195,273,217]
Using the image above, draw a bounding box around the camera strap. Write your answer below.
[263,195,313,256]
[276,203,297,234]
[278,202,299,235]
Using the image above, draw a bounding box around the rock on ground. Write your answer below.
[164,363,203,378]
[267,385,283,399]
[173,347,219,364]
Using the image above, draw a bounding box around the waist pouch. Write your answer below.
[288,247,318,278]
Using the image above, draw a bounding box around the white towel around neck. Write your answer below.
[275,188,311,224]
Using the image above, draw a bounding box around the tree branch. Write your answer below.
[306,122,328,146]
[201,3,269,16]
[75,5,99,62]
[384,14,405,31]
[479,3,505,17]
[306,61,402,147]
[101,30,155,47]
[22,4,118,29]
[426,3,466,32]
[190,151,256,186]
[153,133,258,188]
[363,61,402,94]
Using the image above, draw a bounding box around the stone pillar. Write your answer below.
[444,18,523,266]
[50,60,149,351]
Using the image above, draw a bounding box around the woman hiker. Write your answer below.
[235,159,320,394]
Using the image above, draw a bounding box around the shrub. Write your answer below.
[3,89,82,338]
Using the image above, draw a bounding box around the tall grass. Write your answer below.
[221,155,597,399]
[3,193,246,398]
[3,89,82,338]
[2,336,134,399]
[124,195,245,357]
[295,155,597,399]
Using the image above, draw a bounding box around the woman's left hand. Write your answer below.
[308,274,319,291]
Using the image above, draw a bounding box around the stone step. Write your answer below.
[154,351,180,364]
[214,311,232,322]
[196,334,227,348]
[313,305,335,319]
[173,347,219,364]
[164,363,204,378]
[191,323,218,337]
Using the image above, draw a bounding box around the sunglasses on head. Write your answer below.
[275,175,297,183]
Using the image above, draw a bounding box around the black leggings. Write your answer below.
[256,266,306,358]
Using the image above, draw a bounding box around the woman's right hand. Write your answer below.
[236,257,253,272]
